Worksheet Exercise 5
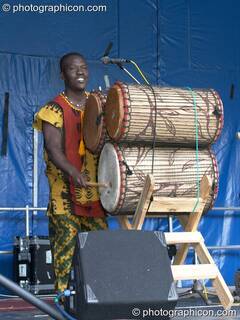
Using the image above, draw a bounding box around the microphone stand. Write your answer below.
[114,59,150,86]
[116,62,141,84]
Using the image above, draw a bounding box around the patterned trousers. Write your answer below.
[48,214,108,292]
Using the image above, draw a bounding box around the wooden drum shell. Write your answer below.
[98,143,218,215]
[105,82,223,146]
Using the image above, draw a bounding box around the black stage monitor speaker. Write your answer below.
[66,230,178,320]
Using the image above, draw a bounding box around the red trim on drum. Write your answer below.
[208,148,219,209]
[92,91,107,154]
[113,144,127,214]
[114,82,131,142]
[212,90,224,144]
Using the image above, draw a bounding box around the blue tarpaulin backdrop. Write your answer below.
[0,0,240,289]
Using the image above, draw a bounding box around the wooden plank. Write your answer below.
[148,197,203,213]
[195,242,215,265]
[173,212,203,265]
[195,242,234,310]
[173,245,189,265]
[200,175,212,201]
[164,231,203,245]
[117,216,133,230]
[149,175,210,214]
[172,177,211,264]
[177,215,189,228]
[183,210,203,232]
[212,273,234,310]
[172,264,218,281]
[132,174,154,230]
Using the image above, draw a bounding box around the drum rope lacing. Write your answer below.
[186,87,200,213]
[148,85,158,175]
[122,160,133,175]
[128,60,157,175]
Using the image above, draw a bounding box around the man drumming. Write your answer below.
[33,52,108,293]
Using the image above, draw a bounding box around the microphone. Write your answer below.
[103,42,113,57]
[101,56,130,65]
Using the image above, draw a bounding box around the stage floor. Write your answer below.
[0,291,240,320]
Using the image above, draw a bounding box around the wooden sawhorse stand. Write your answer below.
[118,174,234,309]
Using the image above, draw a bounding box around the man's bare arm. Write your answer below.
[42,121,86,187]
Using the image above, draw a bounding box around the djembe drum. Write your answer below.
[83,91,107,154]
[98,143,218,215]
[105,82,223,146]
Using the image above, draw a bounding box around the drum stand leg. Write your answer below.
[118,174,234,310]
[165,231,234,309]
[118,174,154,230]
[173,174,211,265]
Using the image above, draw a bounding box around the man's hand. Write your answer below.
[70,167,87,187]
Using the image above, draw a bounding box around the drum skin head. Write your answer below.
[83,93,104,153]
[98,143,121,213]
[105,85,124,140]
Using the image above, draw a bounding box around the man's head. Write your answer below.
[60,53,88,91]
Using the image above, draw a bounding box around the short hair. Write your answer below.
[60,52,86,72]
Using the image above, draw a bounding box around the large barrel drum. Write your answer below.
[105,82,223,146]
[98,143,218,215]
